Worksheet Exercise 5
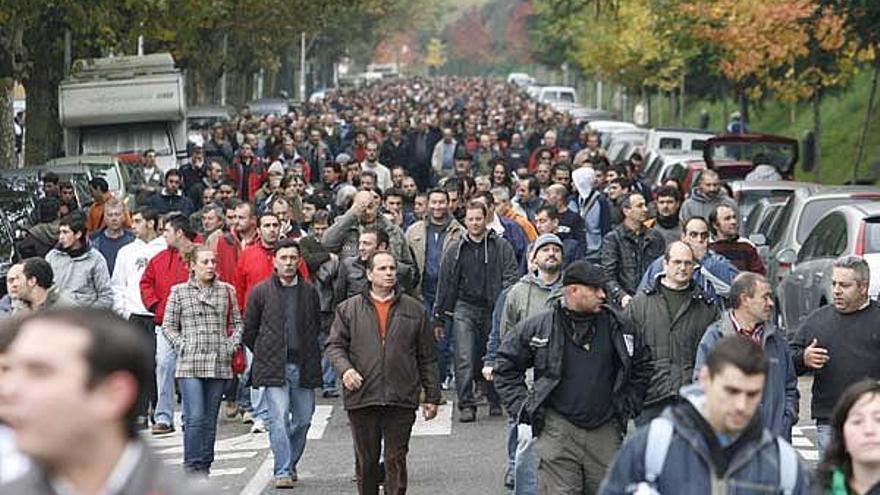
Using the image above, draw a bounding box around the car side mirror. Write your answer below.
[748,233,767,246]
[776,248,797,265]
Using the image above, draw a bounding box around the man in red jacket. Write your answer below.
[139,213,198,435]
[215,201,259,284]
[237,212,281,310]
[235,211,281,433]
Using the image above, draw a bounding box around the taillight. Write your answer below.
[777,263,792,284]
[855,221,866,256]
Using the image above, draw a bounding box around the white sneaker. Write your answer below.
[250,419,267,434]
[241,411,254,424]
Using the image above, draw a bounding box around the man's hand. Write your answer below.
[433,325,445,342]
[803,338,830,369]
[481,366,494,381]
[342,368,364,391]
[620,294,633,308]
[422,403,438,421]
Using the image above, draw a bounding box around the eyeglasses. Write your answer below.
[687,231,710,240]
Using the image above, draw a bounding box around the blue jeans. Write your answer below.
[817,422,833,455]
[180,378,227,472]
[265,363,316,478]
[452,301,499,410]
[238,347,269,422]
[515,424,537,495]
[318,332,337,392]
[154,327,178,427]
[424,290,453,382]
[505,416,517,480]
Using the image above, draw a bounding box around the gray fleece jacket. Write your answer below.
[45,244,114,309]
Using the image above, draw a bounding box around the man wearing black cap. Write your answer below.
[494,260,652,494]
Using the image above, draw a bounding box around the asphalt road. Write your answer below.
[145,377,821,494]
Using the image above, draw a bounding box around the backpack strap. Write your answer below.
[776,437,798,495]
[644,417,675,484]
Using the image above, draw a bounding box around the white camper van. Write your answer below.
[58,53,187,172]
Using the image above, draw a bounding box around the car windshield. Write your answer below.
[659,137,682,150]
[798,198,880,243]
[768,197,795,248]
[81,123,172,156]
[863,219,880,254]
[711,140,795,168]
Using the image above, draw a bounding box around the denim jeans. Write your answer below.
[238,347,270,422]
[154,326,178,427]
[265,363,316,478]
[452,301,500,410]
[424,290,453,382]
[180,378,227,472]
[318,332,337,392]
[515,424,537,495]
[504,416,517,481]
[817,421,833,455]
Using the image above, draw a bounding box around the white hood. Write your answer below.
[572,166,596,198]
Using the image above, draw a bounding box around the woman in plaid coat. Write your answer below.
[164,245,243,475]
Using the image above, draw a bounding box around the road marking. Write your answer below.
[308,405,333,439]
[209,467,247,477]
[791,437,813,448]
[239,457,274,495]
[162,451,259,465]
[411,401,453,436]
[800,450,819,461]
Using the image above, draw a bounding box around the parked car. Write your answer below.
[0,156,130,209]
[703,133,799,181]
[643,150,703,189]
[507,72,535,87]
[566,106,616,126]
[730,180,816,231]
[765,185,880,287]
[187,105,233,147]
[775,202,880,333]
[537,86,578,105]
[645,128,714,154]
[743,197,786,238]
[606,128,648,162]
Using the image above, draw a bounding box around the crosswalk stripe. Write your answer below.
[162,451,259,465]
[307,405,333,439]
[791,437,813,448]
[411,401,453,436]
[799,450,819,461]
[209,468,247,477]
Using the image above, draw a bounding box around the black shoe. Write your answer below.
[489,404,504,417]
[504,469,515,490]
[378,461,385,485]
[322,389,340,398]
[459,407,476,423]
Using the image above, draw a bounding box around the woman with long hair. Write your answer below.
[491,159,513,192]
[815,379,880,494]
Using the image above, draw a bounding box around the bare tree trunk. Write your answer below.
[679,76,686,127]
[24,25,64,166]
[812,89,822,174]
[853,60,879,181]
[0,78,15,168]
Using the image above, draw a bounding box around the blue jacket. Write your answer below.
[497,215,529,275]
[599,384,810,495]
[693,312,799,440]
[638,251,739,305]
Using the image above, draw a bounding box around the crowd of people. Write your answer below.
[0,77,878,495]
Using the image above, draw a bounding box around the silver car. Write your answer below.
[729,180,815,233]
[776,202,880,334]
[765,185,880,287]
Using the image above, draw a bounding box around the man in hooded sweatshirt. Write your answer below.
[572,167,612,263]
[679,170,736,223]
[433,200,519,423]
[45,213,113,309]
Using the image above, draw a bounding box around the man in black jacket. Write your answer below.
[494,260,652,494]
[243,238,322,489]
[433,200,519,422]
[601,192,666,308]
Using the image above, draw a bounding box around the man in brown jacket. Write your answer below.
[326,250,442,495]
